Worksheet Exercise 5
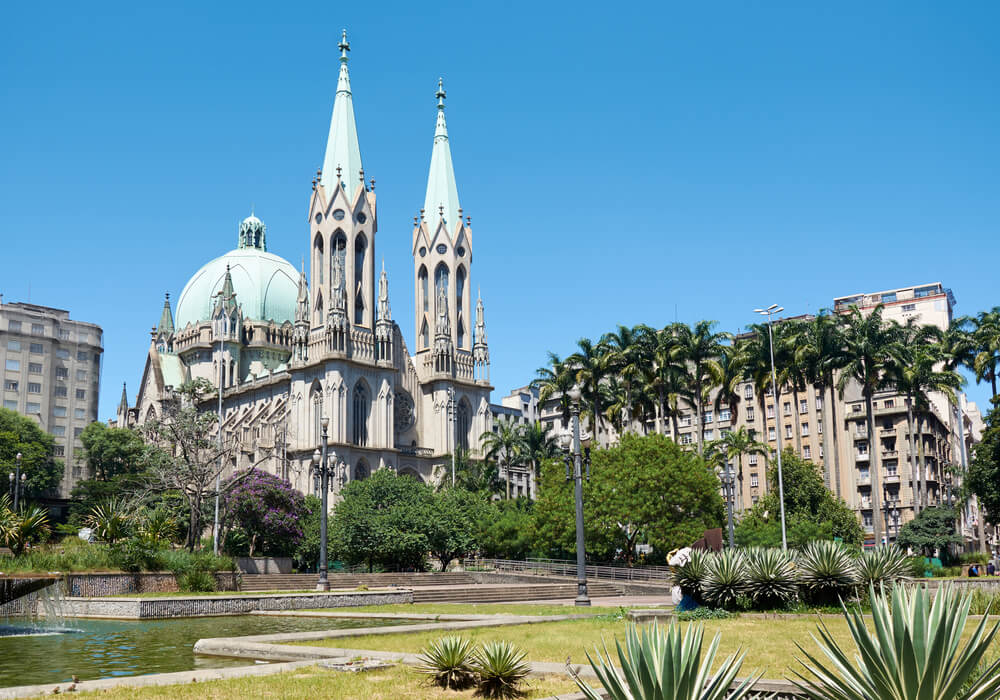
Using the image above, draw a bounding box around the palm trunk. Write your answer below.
[905,397,919,516]
[828,382,843,500]
[865,390,883,545]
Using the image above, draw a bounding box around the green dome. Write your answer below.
[175,247,299,329]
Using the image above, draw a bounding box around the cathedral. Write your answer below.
[117,32,493,494]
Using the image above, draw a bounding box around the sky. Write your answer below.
[1,1,998,423]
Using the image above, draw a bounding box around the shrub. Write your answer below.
[793,584,1000,700]
[675,607,735,621]
[473,641,530,699]
[671,549,709,602]
[743,547,797,609]
[109,538,162,573]
[960,552,989,566]
[177,569,216,593]
[85,498,134,544]
[906,555,929,578]
[0,505,51,556]
[416,636,477,690]
[701,550,747,610]
[574,621,760,700]
[796,540,858,605]
[854,545,909,590]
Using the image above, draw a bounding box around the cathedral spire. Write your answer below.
[423,78,461,235]
[118,382,129,413]
[320,29,364,198]
[157,292,174,336]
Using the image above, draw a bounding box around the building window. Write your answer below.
[29,343,44,354]
[783,402,791,416]
[76,370,87,381]
[457,400,470,451]
[680,433,693,445]
[784,425,792,439]
[54,386,67,397]
[804,445,811,459]
[768,426,776,441]
[4,380,17,391]
[703,411,713,424]
[750,473,759,488]
[76,351,89,362]
[744,385,753,400]
[53,406,67,417]
[863,513,873,526]
[74,408,86,419]
[799,399,808,414]
[816,396,823,410]
[853,404,863,413]
[719,408,731,421]
[52,425,65,436]
[28,362,42,374]
[884,399,894,408]
[766,405,775,419]
[817,419,823,434]
[74,427,83,438]
[8,321,21,332]
[75,389,86,399]
[703,430,713,440]
[56,349,69,359]
[54,445,64,456]
[7,340,20,351]
[748,454,758,465]
[746,407,755,422]
[26,402,40,413]
[2,399,16,410]
[31,323,44,336]
[720,427,730,437]
[58,329,71,340]
[680,413,691,427]
[352,382,369,446]
[27,383,41,394]
[902,303,916,312]
[801,422,810,436]
[5,359,20,371]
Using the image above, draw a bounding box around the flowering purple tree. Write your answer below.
[220,471,307,557]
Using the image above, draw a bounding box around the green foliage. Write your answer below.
[743,547,798,609]
[794,585,1000,700]
[177,569,217,592]
[85,497,134,544]
[109,537,161,572]
[0,407,63,497]
[895,506,962,556]
[671,549,710,601]
[0,497,51,556]
[533,434,724,563]
[575,621,760,700]
[968,589,1000,616]
[473,640,531,699]
[959,551,990,565]
[293,495,332,572]
[854,545,909,590]
[701,549,748,611]
[79,422,146,481]
[416,636,477,690]
[969,399,1000,525]
[136,508,179,546]
[220,471,306,558]
[795,540,858,605]
[674,607,735,621]
[425,487,485,570]
[476,498,535,560]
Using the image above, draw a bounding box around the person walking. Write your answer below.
[988,560,997,576]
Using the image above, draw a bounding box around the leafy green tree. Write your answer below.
[477,498,536,560]
[293,495,333,572]
[969,307,1000,399]
[706,427,768,512]
[969,399,1000,526]
[735,449,863,548]
[426,487,485,570]
[533,434,725,563]
[480,417,526,500]
[449,449,503,495]
[330,468,432,571]
[0,407,63,498]
[895,506,962,557]
[79,422,146,481]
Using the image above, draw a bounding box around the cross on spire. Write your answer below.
[436,78,446,110]
[338,29,350,61]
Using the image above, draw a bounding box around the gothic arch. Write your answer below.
[330,230,347,286]
[399,466,423,483]
[354,459,370,481]
[420,317,429,350]
[354,234,367,324]
[418,265,429,312]
[145,406,157,424]
[457,397,472,451]
[352,378,370,446]
[312,232,324,285]
[309,380,323,445]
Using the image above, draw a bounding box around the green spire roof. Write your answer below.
[157,293,174,335]
[423,78,461,235]
[320,30,364,198]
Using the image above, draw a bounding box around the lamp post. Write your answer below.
[720,462,735,548]
[312,416,331,591]
[754,304,788,551]
[566,385,590,606]
[12,452,23,511]
[447,387,456,487]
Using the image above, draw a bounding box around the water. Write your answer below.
[0,614,409,688]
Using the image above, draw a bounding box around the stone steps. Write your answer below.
[240,572,478,592]
[411,582,622,603]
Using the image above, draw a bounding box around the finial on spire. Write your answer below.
[335,165,342,179]
[436,77,446,110]
[359,168,365,183]
[338,29,350,62]
[370,177,375,190]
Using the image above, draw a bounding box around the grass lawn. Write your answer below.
[295,615,1000,679]
[67,665,577,699]
[300,602,626,616]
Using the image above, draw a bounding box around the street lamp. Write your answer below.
[719,462,735,548]
[313,416,331,591]
[447,387,456,487]
[566,385,590,606]
[11,452,23,511]
[754,304,788,551]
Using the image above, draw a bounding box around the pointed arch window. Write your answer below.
[330,232,347,291]
[310,383,323,445]
[420,318,429,349]
[418,266,428,313]
[457,399,471,451]
[313,233,324,285]
[354,235,367,325]
[352,381,369,446]
[456,266,466,347]
[354,459,369,481]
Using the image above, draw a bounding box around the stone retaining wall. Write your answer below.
[63,572,240,597]
[59,589,411,619]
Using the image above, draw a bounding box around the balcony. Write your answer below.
[856,453,870,462]
[857,476,872,486]
[882,449,898,458]
[885,474,900,484]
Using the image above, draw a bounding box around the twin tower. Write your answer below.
[301,31,489,384]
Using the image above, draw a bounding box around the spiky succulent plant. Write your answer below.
[701,549,747,610]
[744,547,797,608]
[795,540,858,605]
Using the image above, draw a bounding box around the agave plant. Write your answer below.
[796,540,858,605]
[794,584,1000,700]
[473,640,531,699]
[85,498,133,544]
[575,621,760,700]
[744,547,797,609]
[1,506,51,556]
[854,545,909,590]
[702,550,747,610]
[672,549,710,602]
[416,636,477,690]
[137,508,178,546]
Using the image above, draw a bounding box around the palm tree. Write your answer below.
[836,305,907,545]
[532,352,574,430]
[714,341,747,427]
[567,337,611,445]
[646,326,689,439]
[740,322,779,455]
[706,427,769,512]
[670,320,730,456]
[520,421,560,487]
[970,307,1000,399]
[601,324,654,431]
[794,312,847,497]
[776,318,809,454]
[480,417,526,500]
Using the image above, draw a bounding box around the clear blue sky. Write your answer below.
[2,1,998,423]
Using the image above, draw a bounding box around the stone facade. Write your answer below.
[63,572,240,597]
[117,34,493,496]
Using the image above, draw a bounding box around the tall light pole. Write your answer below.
[447,387,456,487]
[313,417,331,591]
[720,462,735,548]
[567,385,590,606]
[212,304,233,556]
[11,452,23,511]
[754,304,788,551]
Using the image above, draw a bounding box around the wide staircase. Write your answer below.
[411,581,622,603]
[240,571,479,592]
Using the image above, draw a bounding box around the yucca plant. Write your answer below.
[672,549,710,603]
[85,498,133,544]
[137,508,178,546]
[744,547,797,609]
[575,621,760,700]
[1,506,51,556]
[473,640,531,699]
[793,584,1000,700]
[796,540,857,605]
[416,636,477,690]
[854,545,909,590]
[701,550,747,610]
